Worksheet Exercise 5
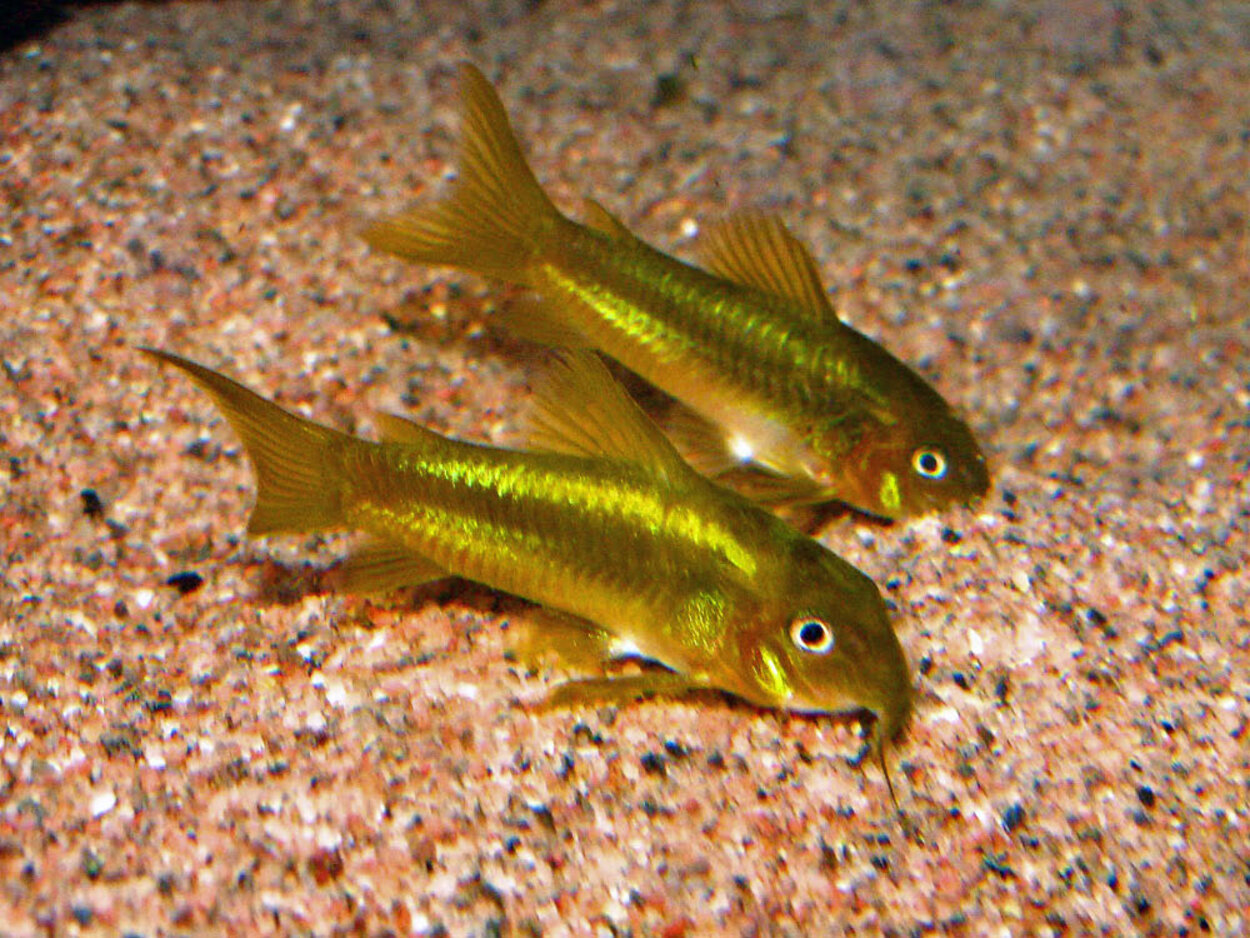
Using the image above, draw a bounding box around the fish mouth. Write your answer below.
[785,687,874,722]
[962,490,989,511]
[789,656,911,742]
[785,667,910,748]
[785,697,903,753]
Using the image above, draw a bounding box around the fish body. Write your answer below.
[142,347,911,746]
[365,63,989,520]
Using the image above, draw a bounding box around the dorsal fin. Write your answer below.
[698,213,837,324]
[373,411,441,445]
[581,198,636,241]
[526,349,692,480]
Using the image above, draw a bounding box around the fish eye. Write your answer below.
[789,617,835,654]
[912,447,948,480]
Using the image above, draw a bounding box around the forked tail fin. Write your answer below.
[141,348,352,535]
[364,62,563,283]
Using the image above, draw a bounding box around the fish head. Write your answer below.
[806,405,989,520]
[733,535,912,744]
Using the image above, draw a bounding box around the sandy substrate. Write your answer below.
[1,1,1247,934]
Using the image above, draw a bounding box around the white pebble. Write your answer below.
[279,102,303,132]
[324,679,348,708]
[90,789,117,817]
[144,744,166,770]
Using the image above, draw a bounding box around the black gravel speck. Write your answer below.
[165,571,204,595]
[663,740,691,760]
[640,752,667,776]
[1001,803,1025,833]
[80,488,104,518]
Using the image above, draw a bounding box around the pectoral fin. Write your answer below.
[512,606,708,710]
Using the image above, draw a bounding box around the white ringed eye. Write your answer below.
[789,617,835,654]
[912,447,948,480]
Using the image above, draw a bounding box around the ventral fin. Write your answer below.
[661,403,740,478]
[581,198,636,242]
[340,539,447,594]
[716,465,829,509]
[540,672,704,711]
[373,411,441,446]
[509,606,616,673]
[698,213,837,324]
[661,399,815,486]
[526,349,692,480]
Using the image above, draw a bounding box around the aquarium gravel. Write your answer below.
[1,1,1246,934]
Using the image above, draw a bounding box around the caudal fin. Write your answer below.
[364,62,562,283]
[141,348,351,535]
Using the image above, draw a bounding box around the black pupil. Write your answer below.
[919,452,940,474]
[799,621,827,647]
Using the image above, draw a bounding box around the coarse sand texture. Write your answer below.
[1,1,1246,935]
